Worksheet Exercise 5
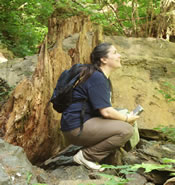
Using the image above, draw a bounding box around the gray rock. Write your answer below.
[0,163,11,185]
[50,165,90,180]
[62,33,79,52]
[0,139,37,185]
[123,138,175,185]
[0,55,37,87]
[0,139,60,185]
[0,139,33,172]
[126,173,147,185]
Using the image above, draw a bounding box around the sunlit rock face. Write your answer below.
[105,36,175,129]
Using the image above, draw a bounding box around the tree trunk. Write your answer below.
[154,0,175,39]
[0,14,103,164]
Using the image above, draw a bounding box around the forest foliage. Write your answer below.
[0,0,173,57]
[0,0,55,56]
[57,0,162,36]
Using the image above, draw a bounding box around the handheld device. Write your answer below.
[133,105,144,115]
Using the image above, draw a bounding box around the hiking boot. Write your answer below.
[73,150,105,172]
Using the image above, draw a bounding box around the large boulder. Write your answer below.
[0,138,58,185]
[0,55,37,87]
[105,36,175,129]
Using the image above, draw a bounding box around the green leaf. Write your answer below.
[162,158,175,164]
[131,163,173,173]
[26,172,32,184]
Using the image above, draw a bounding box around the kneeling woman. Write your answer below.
[61,42,139,171]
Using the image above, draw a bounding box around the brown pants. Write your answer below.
[63,117,133,163]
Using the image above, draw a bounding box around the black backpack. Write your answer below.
[50,63,87,135]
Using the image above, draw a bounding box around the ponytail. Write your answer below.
[77,42,114,101]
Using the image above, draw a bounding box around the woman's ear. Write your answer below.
[100,57,107,64]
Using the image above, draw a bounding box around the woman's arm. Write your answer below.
[99,107,139,123]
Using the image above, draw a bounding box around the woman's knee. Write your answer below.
[122,124,134,138]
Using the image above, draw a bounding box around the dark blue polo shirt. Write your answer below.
[60,70,112,131]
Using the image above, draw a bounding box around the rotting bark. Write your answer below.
[0,14,103,164]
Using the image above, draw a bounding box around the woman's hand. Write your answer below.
[99,107,140,124]
[126,112,139,124]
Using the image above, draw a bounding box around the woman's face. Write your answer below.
[103,45,121,69]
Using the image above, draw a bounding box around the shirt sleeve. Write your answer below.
[87,81,112,110]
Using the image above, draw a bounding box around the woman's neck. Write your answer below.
[100,66,111,78]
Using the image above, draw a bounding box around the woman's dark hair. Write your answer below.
[90,42,112,69]
[79,42,112,82]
